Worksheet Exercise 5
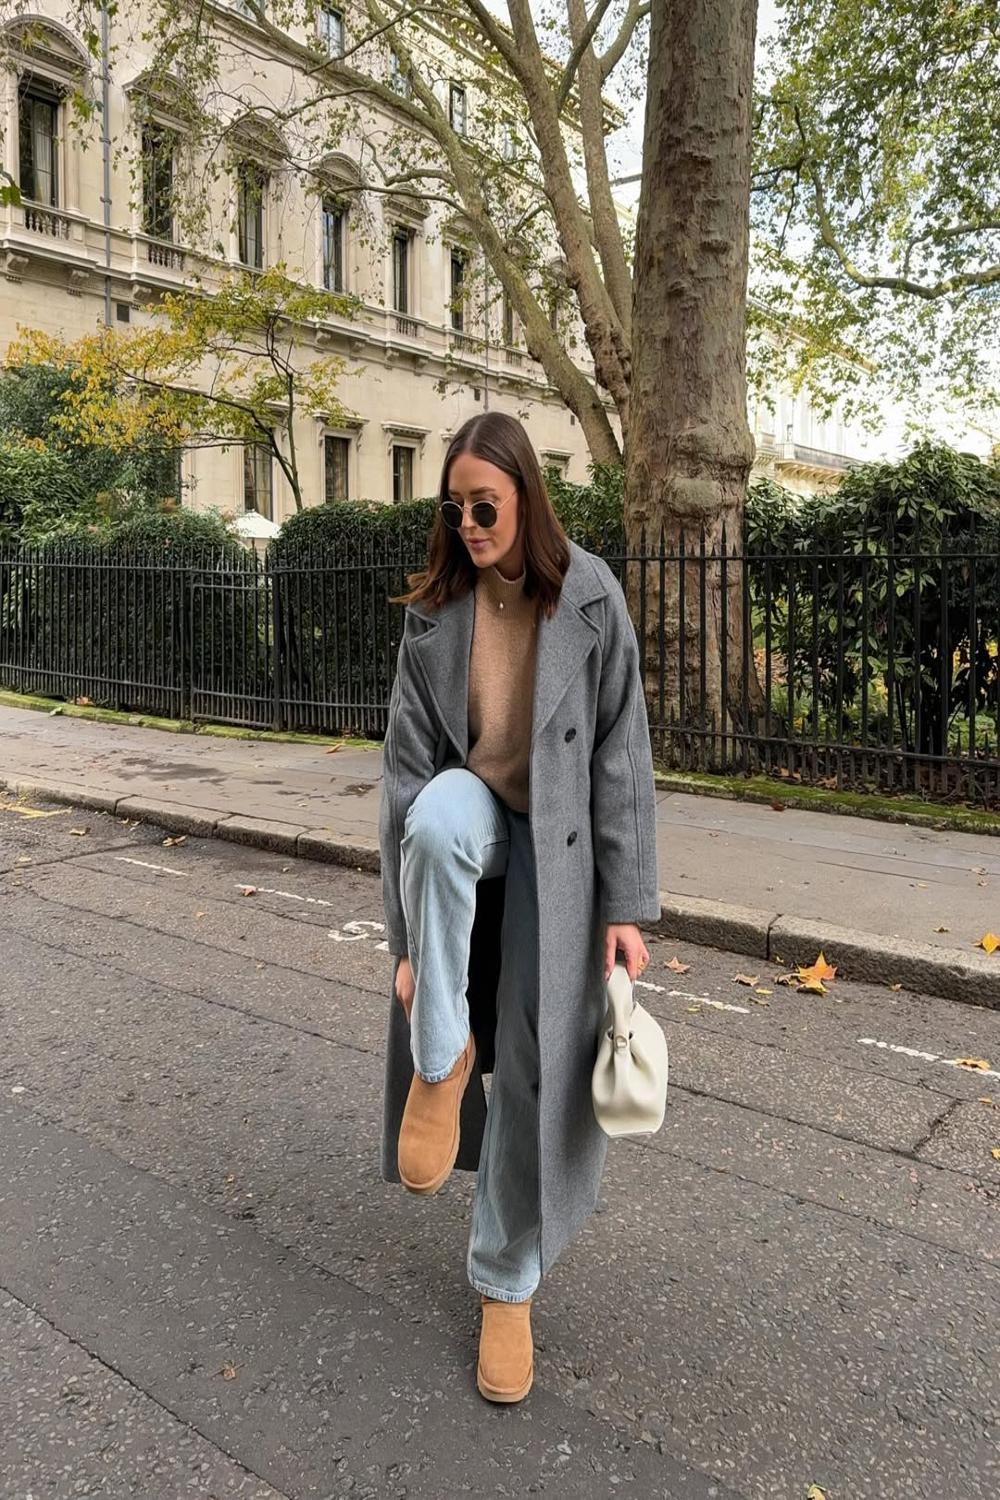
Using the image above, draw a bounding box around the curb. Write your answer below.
[3,774,998,1010]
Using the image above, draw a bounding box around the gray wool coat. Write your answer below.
[378,537,661,1276]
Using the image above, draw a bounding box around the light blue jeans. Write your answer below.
[400,767,541,1304]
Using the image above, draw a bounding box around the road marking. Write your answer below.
[114,856,190,878]
[858,1036,1000,1079]
[636,978,751,1014]
[0,804,68,820]
[233,883,338,908]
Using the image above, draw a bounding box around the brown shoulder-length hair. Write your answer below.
[389,411,570,619]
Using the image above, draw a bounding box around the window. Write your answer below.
[319,5,344,56]
[389,49,410,98]
[324,435,350,503]
[244,441,273,518]
[237,161,267,269]
[449,250,466,332]
[449,84,467,137]
[548,287,563,331]
[392,444,414,503]
[322,197,345,291]
[18,79,59,206]
[391,228,411,313]
[502,291,515,346]
[142,126,175,241]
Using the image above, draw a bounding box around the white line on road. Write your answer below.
[636,978,752,1014]
[858,1036,1000,1079]
[114,857,190,878]
[233,883,338,908]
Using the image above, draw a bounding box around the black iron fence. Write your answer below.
[1,530,998,806]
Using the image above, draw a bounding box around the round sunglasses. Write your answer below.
[439,488,517,531]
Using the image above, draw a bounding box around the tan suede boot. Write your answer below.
[476,1295,534,1403]
[397,1032,476,1194]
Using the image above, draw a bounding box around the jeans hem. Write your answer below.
[413,1032,470,1084]
[468,1275,538,1304]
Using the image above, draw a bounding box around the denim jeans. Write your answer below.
[400,767,541,1304]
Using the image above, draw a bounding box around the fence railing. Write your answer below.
[1,530,998,805]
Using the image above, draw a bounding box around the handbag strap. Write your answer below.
[606,963,635,1050]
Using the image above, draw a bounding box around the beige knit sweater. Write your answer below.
[466,563,539,813]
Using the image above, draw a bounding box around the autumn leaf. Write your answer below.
[220,1363,239,1381]
[798,953,837,985]
[888,983,902,991]
[666,956,690,974]
[774,973,798,987]
[755,987,773,996]
[686,1004,702,1013]
[68,827,89,837]
[733,973,759,987]
[806,1488,827,1500]
[991,1148,1000,1161]
[798,978,828,995]
[163,834,187,847]
[240,885,257,897]
[952,1057,992,1072]
[977,932,1000,954]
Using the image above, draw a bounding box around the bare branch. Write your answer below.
[599,0,650,82]
[556,0,614,110]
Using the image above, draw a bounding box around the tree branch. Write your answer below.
[556,0,614,110]
[599,0,650,81]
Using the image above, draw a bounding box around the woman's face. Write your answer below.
[446,451,524,575]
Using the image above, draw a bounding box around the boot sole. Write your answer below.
[398,1036,476,1195]
[476,1361,533,1402]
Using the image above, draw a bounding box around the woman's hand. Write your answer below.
[604,923,650,983]
[394,956,415,1021]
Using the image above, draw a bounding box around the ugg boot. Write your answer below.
[476,1294,534,1402]
[397,1032,476,1194]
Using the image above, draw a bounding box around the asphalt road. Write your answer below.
[0,791,997,1500]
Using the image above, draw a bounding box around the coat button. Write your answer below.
[564,727,576,742]
[567,830,577,846]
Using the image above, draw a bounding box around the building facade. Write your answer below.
[0,2,603,526]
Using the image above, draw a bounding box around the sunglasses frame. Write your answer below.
[439,487,518,531]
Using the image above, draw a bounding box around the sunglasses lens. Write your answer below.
[440,501,499,529]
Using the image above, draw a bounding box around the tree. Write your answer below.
[8,267,354,512]
[751,0,1000,434]
[626,0,759,725]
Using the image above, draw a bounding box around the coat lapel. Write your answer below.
[405,540,609,762]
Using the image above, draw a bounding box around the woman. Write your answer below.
[378,411,660,1404]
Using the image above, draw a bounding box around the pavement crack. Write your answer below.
[910,1095,963,1156]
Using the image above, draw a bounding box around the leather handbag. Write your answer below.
[591,959,669,1136]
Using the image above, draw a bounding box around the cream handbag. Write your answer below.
[591,959,669,1136]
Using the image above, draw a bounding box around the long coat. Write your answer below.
[378,537,661,1275]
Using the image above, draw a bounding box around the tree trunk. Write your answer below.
[626,0,759,769]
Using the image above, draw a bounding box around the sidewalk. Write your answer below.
[1,701,998,1006]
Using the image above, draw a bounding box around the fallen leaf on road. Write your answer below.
[770,800,785,812]
[978,879,989,887]
[220,1364,239,1381]
[195,911,206,919]
[733,973,759,987]
[665,956,690,974]
[48,707,62,716]
[991,1148,1000,1161]
[977,932,1000,954]
[798,953,837,986]
[755,987,773,996]
[934,926,949,933]
[73,696,93,706]
[325,745,342,754]
[952,1057,991,1072]
[798,978,828,995]
[751,996,770,1006]
[774,973,797,987]
[686,1005,702,1013]
[68,827,89,836]
[163,835,187,847]
[807,1488,827,1500]
[239,885,257,897]
[889,983,902,991]
[979,1096,996,1107]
